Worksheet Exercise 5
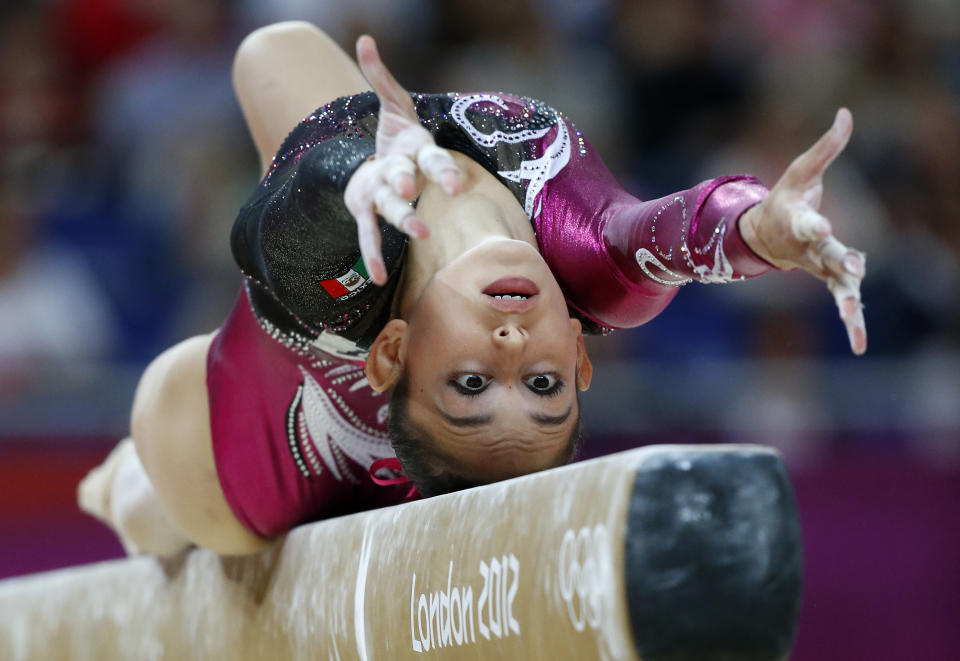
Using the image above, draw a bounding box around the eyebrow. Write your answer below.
[438,406,573,428]
[530,407,573,426]
[437,410,493,428]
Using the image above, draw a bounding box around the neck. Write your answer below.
[397,152,535,316]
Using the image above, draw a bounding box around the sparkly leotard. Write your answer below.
[207,91,773,538]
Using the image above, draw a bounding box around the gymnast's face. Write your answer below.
[367,238,592,480]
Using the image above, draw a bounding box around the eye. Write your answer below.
[451,373,490,396]
[524,373,564,396]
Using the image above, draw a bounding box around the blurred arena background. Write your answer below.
[0,0,957,658]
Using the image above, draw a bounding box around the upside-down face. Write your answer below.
[369,237,592,481]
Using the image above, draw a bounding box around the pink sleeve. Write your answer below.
[534,122,774,330]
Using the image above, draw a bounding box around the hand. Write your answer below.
[343,35,463,284]
[739,108,867,355]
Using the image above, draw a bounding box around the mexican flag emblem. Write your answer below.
[319,257,371,298]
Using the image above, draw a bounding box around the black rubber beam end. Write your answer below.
[625,447,802,661]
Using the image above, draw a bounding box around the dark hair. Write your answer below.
[387,375,582,498]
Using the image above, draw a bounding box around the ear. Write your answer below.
[570,319,593,391]
[365,319,408,392]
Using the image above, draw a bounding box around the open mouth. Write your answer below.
[482,277,539,296]
[482,277,539,312]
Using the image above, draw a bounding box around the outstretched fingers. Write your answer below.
[354,34,464,198]
[828,273,867,355]
[354,206,387,284]
[784,108,853,189]
[356,35,415,115]
[345,168,392,285]
[345,34,464,283]
[759,108,866,354]
[379,153,416,199]
[345,157,432,284]
[806,235,867,354]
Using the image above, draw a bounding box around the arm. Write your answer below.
[738,109,866,354]
[544,111,866,354]
[605,176,771,286]
[536,132,773,331]
[232,21,371,174]
[238,29,466,287]
[231,136,381,330]
[229,32,462,337]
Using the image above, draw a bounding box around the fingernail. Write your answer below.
[412,220,429,239]
[442,171,461,196]
[365,259,382,284]
[853,327,867,355]
[815,219,831,236]
[401,216,427,239]
[393,176,413,199]
[843,254,863,277]
[845,322,863,355]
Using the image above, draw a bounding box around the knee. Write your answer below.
[234,21,326,71]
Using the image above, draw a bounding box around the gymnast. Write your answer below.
[78,22,866,556]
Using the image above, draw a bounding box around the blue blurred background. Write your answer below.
[0,0,957,659]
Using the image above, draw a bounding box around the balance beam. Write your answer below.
[0,445,801,661]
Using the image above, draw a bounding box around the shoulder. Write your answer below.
[412,91,562,135]
[264,91,382,183]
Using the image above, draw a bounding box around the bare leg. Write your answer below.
[78,438,191,556]
[232,21,371,173]
[80,334,269,556]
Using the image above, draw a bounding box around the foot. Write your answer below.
[77,438,136,525]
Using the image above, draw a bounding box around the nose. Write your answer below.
[492,324,528,349]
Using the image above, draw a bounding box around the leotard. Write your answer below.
[207,91,772,537]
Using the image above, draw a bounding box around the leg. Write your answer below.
[232,21,372,173]
[130,333,270,555]
[79,334,269,555]
[78,438,191,556]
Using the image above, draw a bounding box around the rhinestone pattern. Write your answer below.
[637,196,748,286]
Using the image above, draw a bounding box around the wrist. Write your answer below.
[737,204,773,265]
